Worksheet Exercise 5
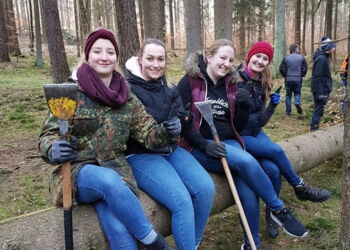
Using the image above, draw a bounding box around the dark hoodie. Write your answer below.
[311,49,333,96]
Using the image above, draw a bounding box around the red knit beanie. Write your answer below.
[84,29,119,61]
[245,41,274,64]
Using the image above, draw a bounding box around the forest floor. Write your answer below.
[0,50,346,249]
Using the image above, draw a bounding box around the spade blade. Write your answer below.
[194,101,214,126]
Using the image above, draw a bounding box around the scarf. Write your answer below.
[77,63,129,108]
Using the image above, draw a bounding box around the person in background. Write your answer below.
[279,44,308,115]
[39,29,176,250]
[237,41,331,239]
[340,54,348,113]
[177,39,308,250]
[125,38,215,250]
[310,37,336,131]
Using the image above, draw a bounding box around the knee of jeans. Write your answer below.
[168,191,193,214]
[98,170,129,195]
[197,176,215,200]
[269,143,284,158]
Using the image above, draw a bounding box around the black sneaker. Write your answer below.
[294,181,331,202]
[270,208,308,238]
[295,104,303,114]
[144,234,173,250]
[241,243,258,250]
[266,207,279,238]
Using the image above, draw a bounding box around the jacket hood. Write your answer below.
[313,49,328,61]
[184,51,238,82]
[125,56,144,79]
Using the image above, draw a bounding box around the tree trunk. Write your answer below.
[73,0,80,57]
[41,0,70,83]
[0,0,11,62]
[39,0,47,43]
[102,0,113,30]
[273,0,286,77]
[79,0,91,39]
[14,0,22,35]
[27,0,34,52]
[257,0,265,41]
[143,0,165,42]
[294,0,301,45]
[169,0,175,50]
[6,0,21,55]
[114,0,140,74]
[238,1,245,59]
[137,0,144,43]
[34,0,43,67]
[214,0,232,40]
[302,0,307,54]
[92,0,102,29]
[324,0,333,38]
[183,0,202,55]
[311,0,315,55]
[332,0,338,71]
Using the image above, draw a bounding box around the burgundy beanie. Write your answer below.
[84,29,119,61]
[245,41,274,64]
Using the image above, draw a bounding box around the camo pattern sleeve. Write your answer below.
[128,94,178,149]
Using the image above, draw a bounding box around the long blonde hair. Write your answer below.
[260,66,273,99]
[204,39,235,63]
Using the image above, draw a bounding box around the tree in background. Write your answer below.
[0,0,11,62]
[214,0,232,40]
[302,0,307,54]
[143,0,165,42]
[114,0,140,73]
[27,0,34,52]
[41,0,70,83]
[34,0,43,67]
[169,0,175,50]
[78,0,91,39]
[273,0,286,77]
[294,0,301,45]
[5,0,21,56]
[324,0,333,38]
[183,0,202,55]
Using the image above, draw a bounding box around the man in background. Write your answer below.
[279,44,308,115]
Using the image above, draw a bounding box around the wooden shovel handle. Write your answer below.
[61,162,73,210]
[213,135,257,250]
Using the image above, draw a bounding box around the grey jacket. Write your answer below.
[280,53,308,82]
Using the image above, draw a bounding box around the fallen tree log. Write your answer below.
[0,124,344,250]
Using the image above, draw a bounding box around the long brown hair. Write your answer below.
[204,39,235,63]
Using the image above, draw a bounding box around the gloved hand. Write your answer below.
[163,117,182,137]
[49,138,77,163]
[236,87,251,110]
[269,93,281,105]
[179,103,194,128]
[205,142,227,158]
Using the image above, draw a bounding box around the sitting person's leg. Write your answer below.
[242,130,330,202]
[168,146,215,247]
[75,164,170,249]
[127,153,196,250]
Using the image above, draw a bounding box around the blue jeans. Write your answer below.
[75,164,154,250]
[191,139,285,248]
[127,146,215,250]
[241,130,301,188]
[285,81,302,114]
[260,159,282,196]
[310,93,329,129]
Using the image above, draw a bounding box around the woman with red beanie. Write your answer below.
[177,39,308,250]
[237,41,330,244]
[39,29,176,249]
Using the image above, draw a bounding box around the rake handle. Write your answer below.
[213,134,257,250]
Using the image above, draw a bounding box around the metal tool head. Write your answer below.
[194,101,214,126]
[43,83,78,120]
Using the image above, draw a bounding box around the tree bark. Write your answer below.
[39,0,47,43]
[273,0,286,77]
[114,0,140,74]
[0,0,11,62]
[34,0,43,67]
[257,0,265,41]
[73,0,80,57]
[143,0,165,42]
[137,0,145,43]
[294,0,301,45]
[27,0,34,52]
[214,0,232,40]
[183,0,202,55]
[92,0,102,29]
[238,0,246,58]
[324,0,333,38]
[0,124,344,249]
[169,0,175,50]
[6,0,21,55]
[302,0,307,54]
[79,0,91,39]
[41,0,70,83]
[332,0,338,71]
[311,0,315,56]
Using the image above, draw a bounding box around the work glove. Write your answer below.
[163,117,182,137]
[49,138,77,164]
[236,87,251,111]
[205,142,227,158]
[269,86,282,105]
[178,103,194,129]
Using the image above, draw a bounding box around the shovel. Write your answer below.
[194,101,257,250]
[44,83,78,250]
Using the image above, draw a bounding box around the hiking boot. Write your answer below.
[295,104,303,114]
[145,234,173,250]
[270,207,308,238]
[266,207,279,238]
[294,181,331,202]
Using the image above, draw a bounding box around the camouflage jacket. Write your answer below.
[39,90,176,206]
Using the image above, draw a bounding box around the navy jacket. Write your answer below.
[311,50,333,96]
